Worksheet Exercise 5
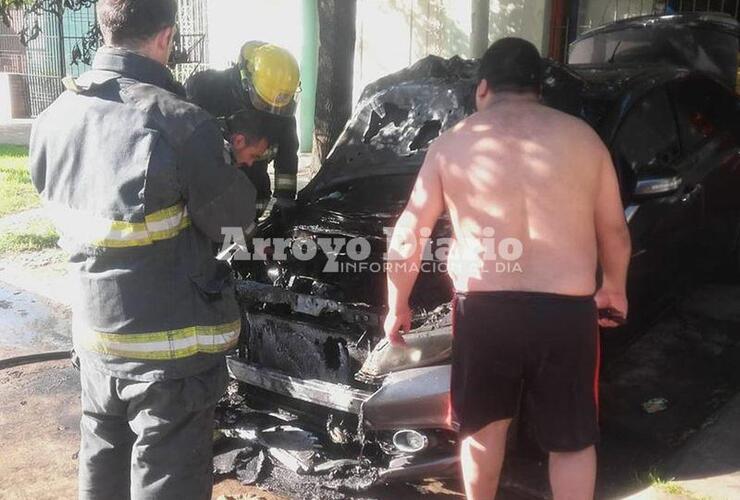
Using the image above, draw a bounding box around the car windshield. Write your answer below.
[300,58,477,197]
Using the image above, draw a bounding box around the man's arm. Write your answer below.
[594,146,631,327]
[384,144,446,344]
[184,68,242,118]
[178,120,257,242]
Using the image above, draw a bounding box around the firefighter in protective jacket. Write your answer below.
[28,1,262,497]
[185,41,300,217]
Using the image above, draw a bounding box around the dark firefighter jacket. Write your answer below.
[184,66,299,201]
[29,47,257,381]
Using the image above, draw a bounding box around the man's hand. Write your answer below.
[595,288,628,328]
[384,307,412,347]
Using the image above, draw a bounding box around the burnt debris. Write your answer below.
[214,383,383,498]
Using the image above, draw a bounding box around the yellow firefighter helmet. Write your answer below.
[238,41,300,117]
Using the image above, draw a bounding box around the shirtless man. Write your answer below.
[384,38,631,500]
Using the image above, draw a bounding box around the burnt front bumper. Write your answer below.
[226,356,458,481]
[227,356,371,414]
[226,357,453,428]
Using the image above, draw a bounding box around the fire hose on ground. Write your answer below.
[0,350,72,370]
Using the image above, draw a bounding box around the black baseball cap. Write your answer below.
[478,37,542,92]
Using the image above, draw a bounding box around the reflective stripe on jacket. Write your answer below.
[49,201,191,248]
[78,320,240,360]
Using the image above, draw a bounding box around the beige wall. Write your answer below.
[353,0,550,102]
[206,0,305,70]
[206,0,307,138]
[353,0,470,103]
[489,0,549,51]
[206,0,550,106]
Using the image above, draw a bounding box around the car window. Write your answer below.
[612,88,681,177]
[669,78,736,154]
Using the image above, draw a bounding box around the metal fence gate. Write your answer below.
[0,6,97,117]
[0,0,208,118]
[172,0,209,83]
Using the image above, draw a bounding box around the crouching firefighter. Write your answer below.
[27,1,264,498]
[222,109,274,171]
[185,40,300,218]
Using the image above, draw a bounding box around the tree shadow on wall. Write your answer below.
[381,0,470,60]
[488,0,540,44]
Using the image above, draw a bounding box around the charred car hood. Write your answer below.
[299,56,593,199]
[299,56,476,199]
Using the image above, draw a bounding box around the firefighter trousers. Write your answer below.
[77,358,228,500]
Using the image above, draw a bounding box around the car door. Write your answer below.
[610,85,703,314]
[668,77,740,262]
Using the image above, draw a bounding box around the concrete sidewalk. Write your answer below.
[0,119,33,146]
[665,390,740,499]
[627,391,740,499]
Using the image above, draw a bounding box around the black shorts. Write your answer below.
[450,291,600,452]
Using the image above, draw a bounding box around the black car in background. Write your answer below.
[568,12,740,328]
[225,17,740,481]
[568,12,739,89]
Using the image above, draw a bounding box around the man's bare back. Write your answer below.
[385,38,631,500]
[429,98,613,295]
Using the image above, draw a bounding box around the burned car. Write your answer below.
[225,30,740,481]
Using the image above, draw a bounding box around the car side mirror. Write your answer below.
[633,175,681,200]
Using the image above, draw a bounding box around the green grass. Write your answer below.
[648,472,711,499]
[0,218,59,254]
[0,144,39,217]
[0,145,59,255]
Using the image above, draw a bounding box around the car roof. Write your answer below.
[577,12,740,39]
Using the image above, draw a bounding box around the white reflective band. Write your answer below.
[275,175,296,190]
[76,320,241,360]
[48,202,190,248]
